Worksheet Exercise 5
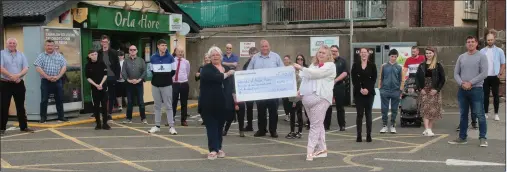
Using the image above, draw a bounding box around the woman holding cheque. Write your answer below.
[293,45,336,161]
[199,46,235,160]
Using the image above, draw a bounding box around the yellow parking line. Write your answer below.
[49,128,153,171]
[114,123,281,171]
[2,137,65,142]
[337,146,416,153]
[408,134,448,153]
[1,158,13,168]
[270,165,356,171]
[0,128,49,139]
[327,132,420,146]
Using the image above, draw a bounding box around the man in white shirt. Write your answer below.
[480,32,505,121]
[172,47,191,126]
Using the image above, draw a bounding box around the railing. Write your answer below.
[177,1,262,28]
[267,0,386,24]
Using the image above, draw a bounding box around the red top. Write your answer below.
[403,55,426,79]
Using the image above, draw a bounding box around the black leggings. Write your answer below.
[483,76,500,114]
[355,95,374,135]
[224,103,246,132]
[290,101,304,133]
[92,89,108,124]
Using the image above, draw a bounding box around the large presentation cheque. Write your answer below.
[234,66,297,102]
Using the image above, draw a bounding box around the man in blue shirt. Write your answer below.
[222,43,239,70]
[34,39,68,123]
[480,32,505,121]
[0,38,35,136]
[246,40,284,138]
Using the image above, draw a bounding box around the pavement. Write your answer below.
[0,101,505,172]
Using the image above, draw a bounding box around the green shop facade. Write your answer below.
[74,2,200,113]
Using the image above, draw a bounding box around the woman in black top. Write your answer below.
[241,47,259,131]
[200,46,235,160]
[295,54,311,130]
[351,48,377,142]
[415,47,445,136]
[85,50,110,130]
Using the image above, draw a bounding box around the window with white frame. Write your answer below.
[465,0,475,10]
[346,0,387,19]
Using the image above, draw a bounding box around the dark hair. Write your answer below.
[295,54,308,67]
[284,55,291,59]
[425,47,436,52]
[411,46,418,50]
[466,35,478,42]
[330,45,339,50]
[101,35,109,41]
[172,48,177,57]
[248,47,259,55]
[359,47,369,52]
[157,39,167,45]
[45,39,55,44]
[388,49,398,56]
[118,50,125,56]
[88,49,98,55]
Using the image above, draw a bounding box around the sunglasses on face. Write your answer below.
[297,58,303,60]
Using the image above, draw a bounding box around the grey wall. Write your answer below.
[185,27,477,106]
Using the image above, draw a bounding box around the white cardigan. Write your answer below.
[298,62,337,104]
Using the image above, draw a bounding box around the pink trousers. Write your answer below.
[302,93,331,155]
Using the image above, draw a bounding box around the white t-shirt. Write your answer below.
[486,48,495,76]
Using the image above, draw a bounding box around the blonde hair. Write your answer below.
[312,45,334,65]
[202,53,210,65]
[207,46,223,62]
[425,47,438,69]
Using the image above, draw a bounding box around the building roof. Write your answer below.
[3,0,78,25]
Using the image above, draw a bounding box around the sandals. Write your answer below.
[207,152,218,160]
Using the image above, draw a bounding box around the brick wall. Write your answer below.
[281,1,346,21]
[487,0,506,31]
[409,1,420,27]
[422,1,455,27]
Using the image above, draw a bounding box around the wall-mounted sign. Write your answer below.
[239,42,256,57]
[72,8,88,23]
[169,14,183,31]
[95,7,170,33]
[310,37,339,57]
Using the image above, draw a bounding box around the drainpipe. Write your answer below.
[419,0,423,27]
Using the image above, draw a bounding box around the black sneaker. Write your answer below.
[0,130,5,136]
[285,132,295,139]
[295,132,302,139]
[270,132,278,138]
[471,123,478,130]
[21,128,35,133]
[448,137,467,145]
[254,131,266,137]
[102,123,111,130]
[95,124,102,130]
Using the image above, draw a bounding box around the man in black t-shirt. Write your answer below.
[324,45,349,131]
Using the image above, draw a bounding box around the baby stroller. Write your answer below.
[399,77,422,127]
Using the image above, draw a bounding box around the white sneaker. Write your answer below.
[422,129,428,136]
[485,113,489,119]
[389,126,396,134]
[284,115,290,122]
[494,114,500,121]
[426,129,435,137]
[148,126,160,133]
[198,118,203,122]
[169,127,178,135]
[122,120,132,124]
[380,125,388,133]
[142,119,148,124]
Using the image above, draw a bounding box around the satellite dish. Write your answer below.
[179,22,190,36]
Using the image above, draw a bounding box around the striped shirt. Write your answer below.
[34,51,67,77]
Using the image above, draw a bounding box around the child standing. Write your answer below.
[86,50,111,130]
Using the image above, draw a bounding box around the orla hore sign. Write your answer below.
[96,7,169,33]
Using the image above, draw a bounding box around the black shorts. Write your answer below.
[116,81,126,97]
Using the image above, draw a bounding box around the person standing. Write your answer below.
[351,48,377,142]
[222,43,239,70]
[295,54,311,130]
[242,47,259,131]
[324,45,348,131]
[172,47,191,126]
[378,49,403,134]
[285,58,303,139]
[416,47,445,136]
[121,45,147,124]
[247,40,284,138]
[116,51,127,110]
[34,39,68,123]
[98,35,121,120]
[85,50,111,130]
[195,53,211,125]
[294,45,336,161]
[449,36,489,147]
[0,38,35,136]
[480,32,505,121]
[200,46,235,160]
[148,39,177,135]
[282,55,293,122]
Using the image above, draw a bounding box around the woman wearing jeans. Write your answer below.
[294,45,336,161]
[351,48,377,143]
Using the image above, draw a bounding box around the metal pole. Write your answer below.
[349,0,354,105]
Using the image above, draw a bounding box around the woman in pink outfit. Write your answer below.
[293,45,336,161]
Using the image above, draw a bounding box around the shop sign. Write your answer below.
[97,7,169,33]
